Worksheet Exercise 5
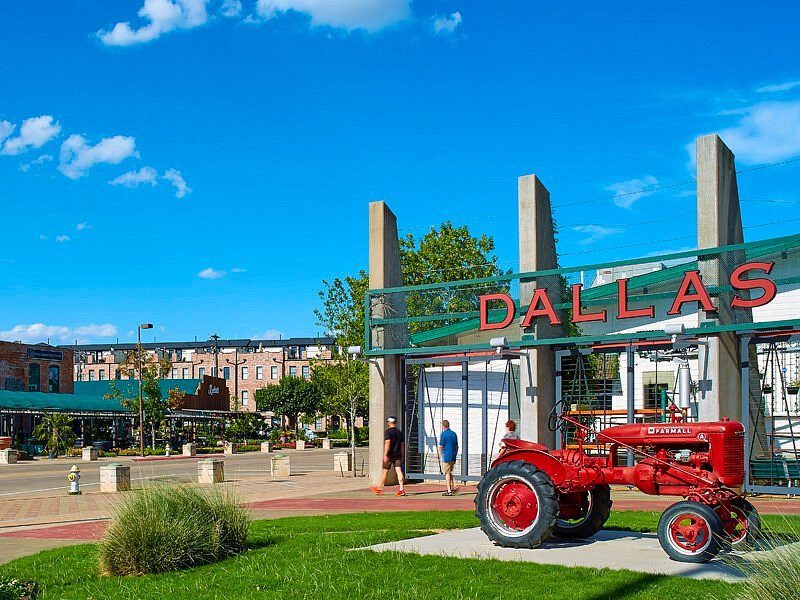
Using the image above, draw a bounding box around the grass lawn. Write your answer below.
[2,510,798,599]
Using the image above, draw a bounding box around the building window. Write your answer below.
[115,369,121,380]
[223,366,230,380]
[256,366,263,380]
[172,368,178,379]
[242,366,248,380]
[271,366,278,380]
[28,364,40,391]
[302,366,310,379]
[198,367,205,378]
[211,366,218,377]
[99,369,106,381]
[48,365,60,393]
[241,390,249,406]
[89,370,95,381]
[288,346,299,359]
[182,367,189,379]
[289,366,297,377]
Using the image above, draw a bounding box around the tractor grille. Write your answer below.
[722,435,745,481]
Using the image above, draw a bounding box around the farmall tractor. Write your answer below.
[475,406,759,563]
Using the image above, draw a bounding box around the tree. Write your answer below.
[105,349,185,450]
[33,413,76,457]
[255,376,322,432]
[314,270,369,348]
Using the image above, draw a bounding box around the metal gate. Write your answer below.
[741,333,800,495]
[403,353,520,482]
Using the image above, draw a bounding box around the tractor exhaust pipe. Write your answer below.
[677,361,691,411]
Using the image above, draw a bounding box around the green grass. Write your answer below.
[5,510,799,600]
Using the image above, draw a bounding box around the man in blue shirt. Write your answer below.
[439,420,459,496]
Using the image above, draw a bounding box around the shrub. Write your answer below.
[98,485,250,576]
[0,575,36,600]
[327,429,348,440]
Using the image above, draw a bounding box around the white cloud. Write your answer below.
[433,11,461,35]
[220,0,242,17]
[254,0,410,32]
[254,329,283,340]
[76,222,92,231]
[756,80,800,94]
[231,267,247,273]
[0,322,118,344]
[59,134,138,179]
[572,224,624,245]
[605,175,658,209]
[198,267,226,279]
[716,100,800,164]
[109,166,159,188]
[0,115,61,156]
[163,168,191,197]
[0,120,14,145]
[98,0,210,46]
[55,235,70,243]
[19,154,53,172]
[38,234,48,241]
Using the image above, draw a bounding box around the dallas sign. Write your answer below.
[479,261,777,330]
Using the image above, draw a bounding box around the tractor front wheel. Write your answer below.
[658,501,724,563]
[718,497,761,548]
[475,460,558,549]
[553,484,612,539]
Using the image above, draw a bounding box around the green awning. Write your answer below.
[0,390,130,413]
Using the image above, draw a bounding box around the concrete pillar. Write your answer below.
[82,446,98,462]
[198,459,224,484]
[0,449,18,465]
[100,464,131,493]
[260,441,272,453]
[334,451,353,473]
[321,438,332,450]
[368,201,408,485]
[695,134,745,424]
[518,175,559,447]
[183,442,197,456]
[271,454,291,477]
[223,441,236,455]
[295,439,306,451]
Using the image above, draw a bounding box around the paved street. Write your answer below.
[0,447,369,499]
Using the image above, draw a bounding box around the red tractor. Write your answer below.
[475,412,759,562]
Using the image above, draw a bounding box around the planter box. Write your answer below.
[260,441,272,453]
[333,451,352,473]
[183,443,197,456]
[321,438,333,450]
[271,455,291,477]
[0,449,18,465]
[295,440,306,451]
[100,464,131,493]
[198,459,225,484]
[82,446,98,462]
[224,442,237,455]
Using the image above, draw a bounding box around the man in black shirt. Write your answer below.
[371,416,406,496]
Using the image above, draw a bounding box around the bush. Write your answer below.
[327,429,348,440]
[0,575,36,600]
[356,426,369,445]
[98,485,250,576]
[729,530,800,599]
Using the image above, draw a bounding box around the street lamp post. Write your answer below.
[138,323,154,457]
[226,348,247,411]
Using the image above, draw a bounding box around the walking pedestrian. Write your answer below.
[371,416,406,496]
[439,420,459,496]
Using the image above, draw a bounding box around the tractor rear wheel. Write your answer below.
[553,484,612,539]
[658,501,724,563]
[718,497,761,548]
[475,460,558,549]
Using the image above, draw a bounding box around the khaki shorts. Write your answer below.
[442,461,455,474]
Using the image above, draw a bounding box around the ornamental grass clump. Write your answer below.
[98,485,250,576]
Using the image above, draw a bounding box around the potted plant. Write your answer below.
[762,383,773,395]
[33,413,76,459]
[788,379,800,396]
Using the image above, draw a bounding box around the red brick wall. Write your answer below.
[0,341,74,394]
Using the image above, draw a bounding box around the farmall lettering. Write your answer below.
[478,261,777,330]
[648,426,691,435]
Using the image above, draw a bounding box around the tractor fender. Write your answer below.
[491,449,567,487]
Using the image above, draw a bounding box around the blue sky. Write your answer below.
[2,1,800,345]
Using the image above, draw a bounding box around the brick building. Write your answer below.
[66,337,335,414]
[0,341,74,394]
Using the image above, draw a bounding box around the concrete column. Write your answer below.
[695,134,745,424]
[518,175,559,447]
[198,459,224,484]
[368,201,408,485]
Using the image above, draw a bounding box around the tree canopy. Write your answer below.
[255,376,322,430]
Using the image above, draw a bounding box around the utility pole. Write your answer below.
[209,334,220,377]
[138,323,154,457]
[226,348,247,411]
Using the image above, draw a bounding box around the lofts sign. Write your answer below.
[479,261,778,330]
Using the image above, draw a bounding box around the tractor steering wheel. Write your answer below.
[548,398,569,432]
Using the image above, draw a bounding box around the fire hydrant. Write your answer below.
[165,443,171,457]
[67,464,81,495]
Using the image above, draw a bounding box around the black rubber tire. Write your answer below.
[474,460,558,549]
[724,497,761,549]
[553,484,613,539]
[657,501,724,563]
